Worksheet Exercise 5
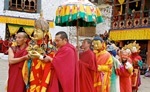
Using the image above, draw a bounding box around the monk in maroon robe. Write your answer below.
[43,31,80,92]
[79,39,97,92]
[7,32,29,92]
[2,38,9,54]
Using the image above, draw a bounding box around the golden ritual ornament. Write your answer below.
[27,11,53,58]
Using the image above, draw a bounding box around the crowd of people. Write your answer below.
[0,36,17,55]
[5,29,148,92]
[0,37,9,55]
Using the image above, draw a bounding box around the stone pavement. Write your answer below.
[0,58,8,92]
[0,57,150,92]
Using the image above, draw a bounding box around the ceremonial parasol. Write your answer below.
[55,0,104,49]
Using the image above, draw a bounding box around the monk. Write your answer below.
[7,32,29,92]
[2,38,9,54]
[43,31,80,92]
[79,39,97,92]
[92,36,113,92]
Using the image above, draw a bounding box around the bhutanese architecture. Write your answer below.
[109,0,150,65]
[0,0,69,40]
[0,0,113,46]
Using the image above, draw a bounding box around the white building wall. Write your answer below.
[0,0,69,40]
[96,5,112,34]
[42,0,69,40]
[0,23,6,40]
[0,0,112,46]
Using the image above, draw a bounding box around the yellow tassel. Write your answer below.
[136,1,138,7]
[120,5,123,15]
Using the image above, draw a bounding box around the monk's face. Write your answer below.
[16,33,27,46]
[92,40,102,50]
[55,34,66,48]
[81,40,90,50]
[33,29,44,40]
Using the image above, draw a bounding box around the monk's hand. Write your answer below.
[43,55,53,63]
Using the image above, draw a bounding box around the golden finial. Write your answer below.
[40,10,43,18]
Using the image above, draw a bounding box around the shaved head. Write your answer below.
[17,32,28,38]
[16,32,28,46]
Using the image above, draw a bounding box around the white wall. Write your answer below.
[96,5,112,34]
[0,0,112,46]
[0,23,6,40]
[0,0,69,40]
[42,0,70,41]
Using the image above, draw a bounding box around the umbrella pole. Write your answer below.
[76,20,79,59]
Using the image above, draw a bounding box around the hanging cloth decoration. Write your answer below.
[23,26,34,36]
[118,0,125,15]
[8,25,20,36]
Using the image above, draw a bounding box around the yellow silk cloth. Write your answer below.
[0,16,54,28]
[8,24,34,36]
[109,28,150,41]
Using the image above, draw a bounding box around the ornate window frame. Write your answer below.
[8,0,38,13]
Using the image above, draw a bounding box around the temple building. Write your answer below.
[0,0,113,47]
[0,0,68,40]
[109,0,150,65]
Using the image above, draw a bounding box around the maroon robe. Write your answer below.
[47,43,80,92]
[2,39,9,54]
[79,50,97,92]
[7,45,28,92]
[0,39,3,53]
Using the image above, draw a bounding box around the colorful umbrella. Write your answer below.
[55,0,104,49]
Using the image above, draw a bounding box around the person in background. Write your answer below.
[7,32,29,92]
[107,44,121,92]
[79,39,97,92]
[0,37,3,53]
[2,38,9,55]
[116,50,133,92]
[92,36,113,92]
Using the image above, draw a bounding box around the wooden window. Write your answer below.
[8,0,39,13]
[4,0,9,10]
[111,0,149,29]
